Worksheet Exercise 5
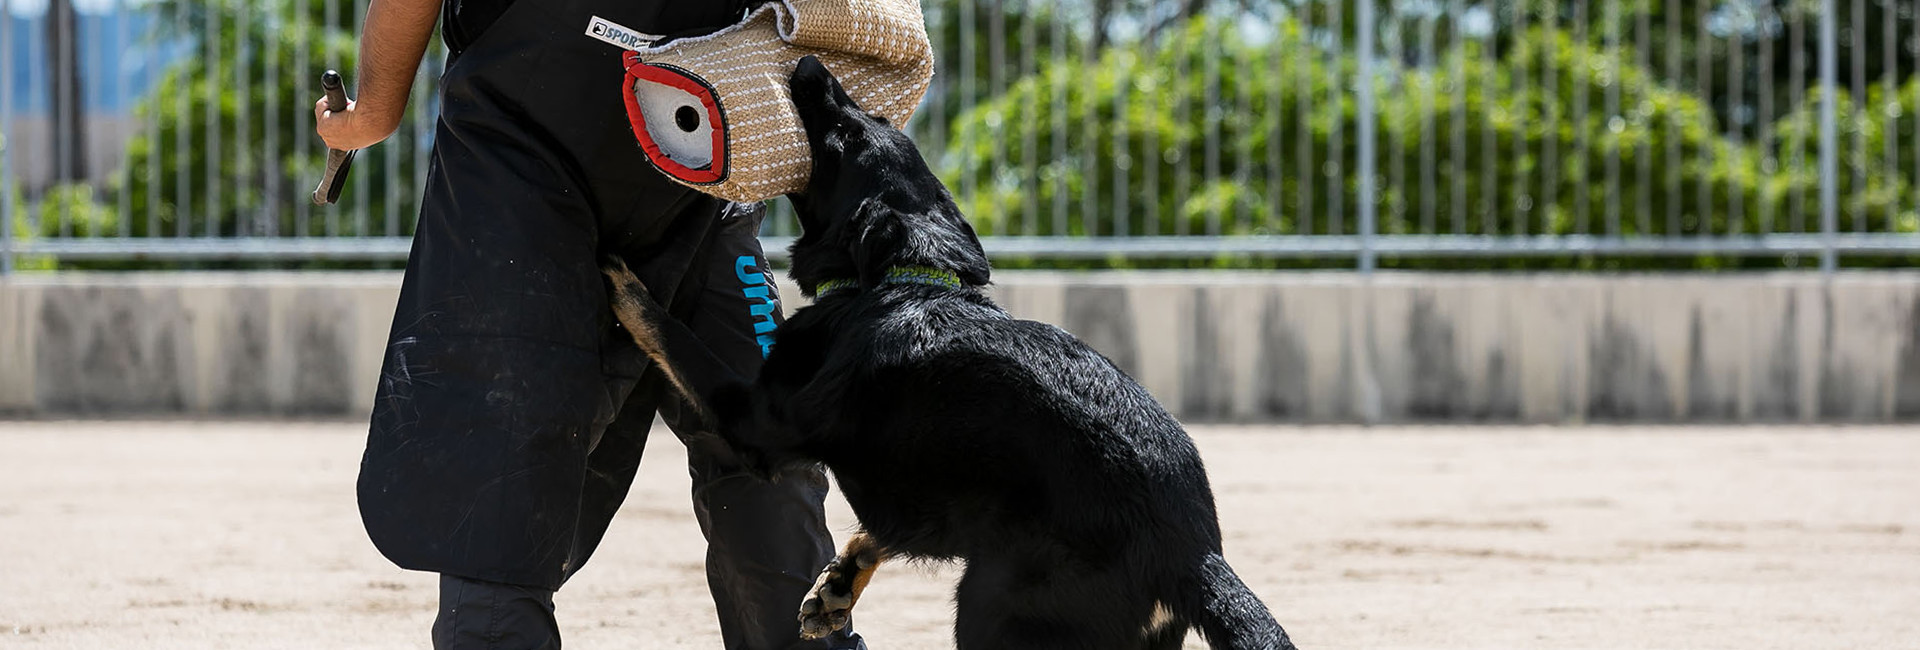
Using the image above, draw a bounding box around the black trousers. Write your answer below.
[356,2,861,647]
[370,199,863,650]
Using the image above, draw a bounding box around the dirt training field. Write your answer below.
[1,421,1915,649]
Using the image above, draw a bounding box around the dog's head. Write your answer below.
[785,55,990,296]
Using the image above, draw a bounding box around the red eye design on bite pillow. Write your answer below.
[623,52,728,185]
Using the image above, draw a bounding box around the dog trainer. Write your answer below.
[314,1,863,648]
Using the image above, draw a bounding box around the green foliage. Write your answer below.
[941,17,1919,269]
[21,2,1915,272]
[117,0,435,241]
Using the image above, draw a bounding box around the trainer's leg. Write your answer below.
[649,203,863,650]
[432,574,561,650]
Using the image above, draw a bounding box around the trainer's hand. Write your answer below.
[314,98,399,151]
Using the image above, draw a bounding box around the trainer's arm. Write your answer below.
[314,0,441,150]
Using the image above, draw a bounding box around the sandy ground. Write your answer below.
[0,422,1916,650]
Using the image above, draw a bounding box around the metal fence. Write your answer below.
[5,0,1920,273]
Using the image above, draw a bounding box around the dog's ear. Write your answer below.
[790,55,862,140]
[850,198,899,287]
[850,198,992,288]
[941,214,993,287]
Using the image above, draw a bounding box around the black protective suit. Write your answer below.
[355,2,859,648]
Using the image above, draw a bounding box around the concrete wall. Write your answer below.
[4,272,1918,422]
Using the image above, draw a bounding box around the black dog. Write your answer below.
[604,56,1295,650]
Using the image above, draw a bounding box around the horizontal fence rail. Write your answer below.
[4,0,1920,272]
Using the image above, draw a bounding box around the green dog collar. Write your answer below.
[813,266,963,297]
[813,277,860,296]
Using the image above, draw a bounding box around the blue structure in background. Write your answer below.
[6,5,168,115]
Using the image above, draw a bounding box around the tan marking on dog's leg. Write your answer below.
[1144,600,1177,634]
[798,533,892,639]
[602,258,707,421]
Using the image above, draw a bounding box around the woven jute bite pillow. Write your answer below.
[621,0,934,202]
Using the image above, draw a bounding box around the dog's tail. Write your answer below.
[1170,553,1296,650]
[602,255,753,429]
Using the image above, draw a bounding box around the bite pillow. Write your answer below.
[623,0,935,202]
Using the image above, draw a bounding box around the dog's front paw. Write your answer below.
[797,561,858,639]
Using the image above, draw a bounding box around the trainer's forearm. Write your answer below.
[353,0,441,135]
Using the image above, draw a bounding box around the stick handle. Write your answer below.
[311,70,356,206]
[321,69,349,113]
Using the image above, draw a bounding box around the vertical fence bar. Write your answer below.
[1080,5,1099,237]
[1296,3,1312,234]
[1266,3,1283,235]
[296,0,312,238]
[1848,0,1863,235]
[265,0,282,238]
[923,5,945,194]
[54,0,72,239]
[174,0,188,238]
[0,0,12,274]
[1512,0,1528,236]
[1114,46,1130,238]
[1329,1,1343,236]
[1540,0,1560,236]
[957,0,974,225]
[1449,0,1466,236]
[1664,0,1680,236]
[1050,5,1067,236]
[1387,20,1404,236]
[237,0,253,238]
[1634,2,1649,236]
[81,3,93,238]
[1881,0,1895,238]
[1019,0,1037,236]
[988,0,1006,234]
[1143,7,1160,237]
[1694,0,1710,237]
[1173,11,1190,236]
[1789,6,1805,233]
[1819,0,1838,273]
[146,0,160,242]
[1603,0,1620,238]
[25,0,40,243]
[1357,0,1377,272]
[988,0,1005,100]
[1232,32,1250,236]
[1202,18,1220,236]
[1726,3,1744,237]
[1482,3,1499,236]
[1757,4,1774,236]
[204,1,219,239]
[116,0,132,238]
[1419,12,1436,235]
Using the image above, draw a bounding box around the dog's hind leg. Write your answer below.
[953,558,1144,650]
[798,532,892,640]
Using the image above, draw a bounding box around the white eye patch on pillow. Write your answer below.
[620,0,935,202]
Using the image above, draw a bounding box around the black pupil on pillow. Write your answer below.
[675,106,701,133]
